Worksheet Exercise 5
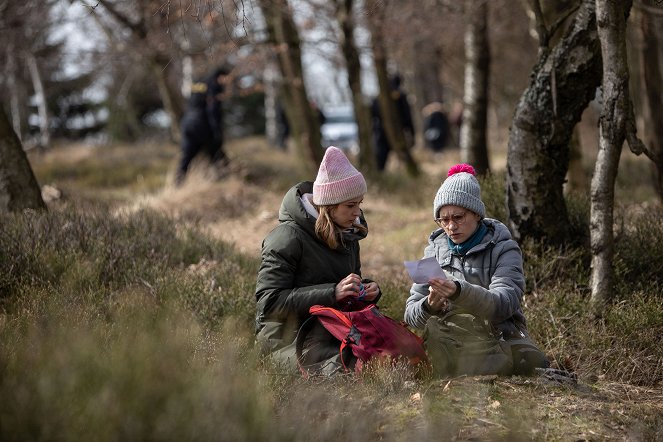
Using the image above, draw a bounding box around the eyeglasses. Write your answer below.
[435,211,468,227]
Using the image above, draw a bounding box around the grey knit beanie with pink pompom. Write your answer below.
[433,164,485,219]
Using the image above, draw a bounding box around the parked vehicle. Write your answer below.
[320,104,359,155]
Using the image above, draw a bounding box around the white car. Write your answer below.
[321,104,359,155]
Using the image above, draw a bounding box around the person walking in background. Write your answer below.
[275,101,290,151]
[255,146,381,375]
[404,164,549,377]
[175,66,232,186]
[422,101,450,153]
[371,74,414,172]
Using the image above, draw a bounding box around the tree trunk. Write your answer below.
[150,57,182,144]
[412,40,445,109]
[25,51,50,149]
[638,6,663,202]
[0,107,46,212]
[259,0,323,174]
[367,0,419,177]
[506,0,602,244]
[263,63,279,147]
[589,0,635,314]
[460,0,490,175]
[5,43,22,139]
[335,0,374,172]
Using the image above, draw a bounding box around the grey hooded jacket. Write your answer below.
[404,218,529,337]
[255,181,372,370]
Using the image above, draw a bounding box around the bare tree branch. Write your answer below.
[96,0,147,38]
[528,0,550,48]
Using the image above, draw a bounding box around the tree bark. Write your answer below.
[506,0,602,244]
[0,107,46,213]
[259,0,324,174]
[638,6,663,202]
[335,0,374,172]
[412,41,445,111]
[25,51,50,149]
[150,56,182,144]
[589,0,637,314]
[5,43,22,139]
[263,63,279,147]
[366,0,419,177]
[460,0,490,175]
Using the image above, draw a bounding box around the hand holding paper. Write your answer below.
[404,257,447,284]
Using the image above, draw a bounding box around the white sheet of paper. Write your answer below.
[403,257,447,284]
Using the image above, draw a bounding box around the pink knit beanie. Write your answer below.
[313,146,367,205]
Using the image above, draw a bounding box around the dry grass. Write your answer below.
[6,133,661,440]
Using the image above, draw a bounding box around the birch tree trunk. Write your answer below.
[590,0,643,313]
[5,43,22,139]
[259,0,323,173]
[335,0,374,171]
[263,63,279,147]
[25,51,50,149]
[0,107,46,212]
[506,0,602,244]
[460,0,490,175]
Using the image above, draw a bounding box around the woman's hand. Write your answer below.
[335,273,362,302]
[359,281,380,302]
[335,274,380,303]
[427,278,457,311]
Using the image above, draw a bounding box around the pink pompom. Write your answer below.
[447,163,476,177]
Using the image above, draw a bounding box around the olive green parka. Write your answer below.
[255,181,373,372]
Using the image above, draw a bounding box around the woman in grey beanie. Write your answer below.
[404,164,548,377]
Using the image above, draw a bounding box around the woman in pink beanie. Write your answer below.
[255,147,381,375]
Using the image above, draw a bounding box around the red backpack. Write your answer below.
[296,304,429,376]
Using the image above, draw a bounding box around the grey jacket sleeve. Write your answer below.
[451,239,525,323]
[404,282,432,329]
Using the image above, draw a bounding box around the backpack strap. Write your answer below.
[294,316,319,379]
[309,306,354,344]
[309,306,360,371]
[296,306,360,376]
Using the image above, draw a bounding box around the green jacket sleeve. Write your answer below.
[255,225,336,323]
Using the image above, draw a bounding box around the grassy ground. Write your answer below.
[1,136,661,441]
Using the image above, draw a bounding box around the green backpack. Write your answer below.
[423,312,548,377]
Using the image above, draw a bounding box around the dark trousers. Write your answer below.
[374,138,391,172]
[176,130,227,184]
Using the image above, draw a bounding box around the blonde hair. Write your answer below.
[315,204,367,249]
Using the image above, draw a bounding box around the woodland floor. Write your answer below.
[29,131,663,441]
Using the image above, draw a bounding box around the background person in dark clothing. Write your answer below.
[422,101,450,153]
[275,101,290,151]
[175,66,231,185]
[370,75,414,172]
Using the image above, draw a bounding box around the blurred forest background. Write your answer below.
[1,0,663,440]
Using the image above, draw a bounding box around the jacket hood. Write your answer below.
[279,181,368,245]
